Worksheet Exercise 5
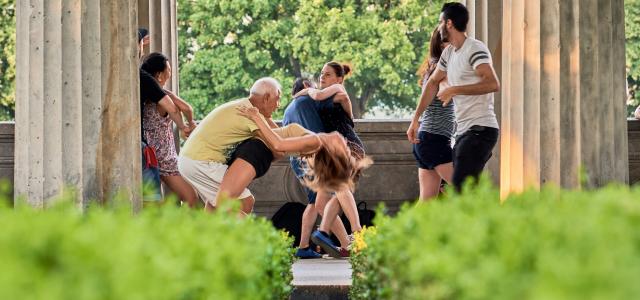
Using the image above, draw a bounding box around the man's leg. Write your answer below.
[216,158,256,212]
[312,190,350,258]
[452,128,499,192]
[315,191,349,248]
[216,138,274,215]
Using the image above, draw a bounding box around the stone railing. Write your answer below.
[2,119,639,217]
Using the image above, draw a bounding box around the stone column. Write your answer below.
[500,0,628,197]
[15,0,142,210]
[461,0,503,184]
[138,0,150,57]
[148,0,178,90]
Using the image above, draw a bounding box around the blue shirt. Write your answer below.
[283,95,333,203]
[282,95,331,132]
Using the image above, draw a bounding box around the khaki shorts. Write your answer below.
[177,156,252,206]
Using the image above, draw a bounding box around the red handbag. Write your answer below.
[143,145,159,169]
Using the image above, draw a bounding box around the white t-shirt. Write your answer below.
[437,37,499,136]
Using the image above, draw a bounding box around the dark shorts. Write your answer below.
[412,131,453,170]
[290,157,317,204]
[452,125,499,191]
[228,139,274,179]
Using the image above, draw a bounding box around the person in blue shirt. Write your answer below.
[283,78,350,259]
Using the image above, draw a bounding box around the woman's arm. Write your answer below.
[266,117,279,129]
[156,96,189,136]
[333,92,354,119]
[307,84,346,101]
[165,90,195,126]
[237,106,320,153]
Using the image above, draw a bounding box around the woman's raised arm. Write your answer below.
[236,106,320,154]
[307,84,346,101]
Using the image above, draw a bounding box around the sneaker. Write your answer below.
[311,230,341,259]
[347,234,355,250]
[295,247,322,259]
[339,247,350,258]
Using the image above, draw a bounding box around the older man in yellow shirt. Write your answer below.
[179,77,310,214]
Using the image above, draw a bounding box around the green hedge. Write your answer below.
[351,181,640,300]
[0,202,293,300]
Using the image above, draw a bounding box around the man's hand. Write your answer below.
[406,120,420,144]
[180,125,193,139]
[437,86,457,106]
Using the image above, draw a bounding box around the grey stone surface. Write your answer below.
[290,259,351,300]
[292,258,352,286]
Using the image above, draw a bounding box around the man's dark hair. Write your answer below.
[138,28,149,43]
[441,2,469,32]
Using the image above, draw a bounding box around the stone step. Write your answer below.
[290,258,351,300]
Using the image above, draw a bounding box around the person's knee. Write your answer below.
[241,196,254,213]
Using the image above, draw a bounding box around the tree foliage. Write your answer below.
[626,0,640,116]
[0,0,15,120]
[177,0,446,119]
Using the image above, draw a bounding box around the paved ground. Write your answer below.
[291,258,352,300]
[292,258,352,286]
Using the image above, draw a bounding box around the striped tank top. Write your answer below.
[418,66,455,138]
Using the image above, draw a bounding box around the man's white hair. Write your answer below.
[250,77,281,96]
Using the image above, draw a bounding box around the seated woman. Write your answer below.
[141,53,198,207]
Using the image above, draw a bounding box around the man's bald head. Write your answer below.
[249,77,282,118]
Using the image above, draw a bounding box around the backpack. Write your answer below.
[271,202,307,247]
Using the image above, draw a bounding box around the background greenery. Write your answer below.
[177,0,444,119]
[0,0,15,120]
[626,0,640,115]
[350,179,640,300]
[0,199,294,300]
[1,1,640,119]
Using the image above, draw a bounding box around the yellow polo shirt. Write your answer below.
[181,98,262,163]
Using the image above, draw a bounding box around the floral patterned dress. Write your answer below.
[142,102,180,176]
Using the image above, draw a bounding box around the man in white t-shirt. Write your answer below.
[413,2,500,191]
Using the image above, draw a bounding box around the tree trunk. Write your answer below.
[289,57,302,79]
[351,86,374,119]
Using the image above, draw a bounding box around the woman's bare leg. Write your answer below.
[418,169,442,201]
[161,175,198,208]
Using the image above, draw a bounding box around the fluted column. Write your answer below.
[148,0,180,150]
[138,0,150,57]
[500,0,628,197]
[15,0,141,210]
[461,0,503,183]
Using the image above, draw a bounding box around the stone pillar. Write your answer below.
[148,0,162,53]
[138,0,150,57]
[500,0,628,197]
[462,0,503,184]
[15,0,142,210]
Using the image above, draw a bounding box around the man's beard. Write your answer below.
[440,30,449,43]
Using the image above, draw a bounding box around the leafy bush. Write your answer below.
[0,201,294,300]
[351,180,640,300]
